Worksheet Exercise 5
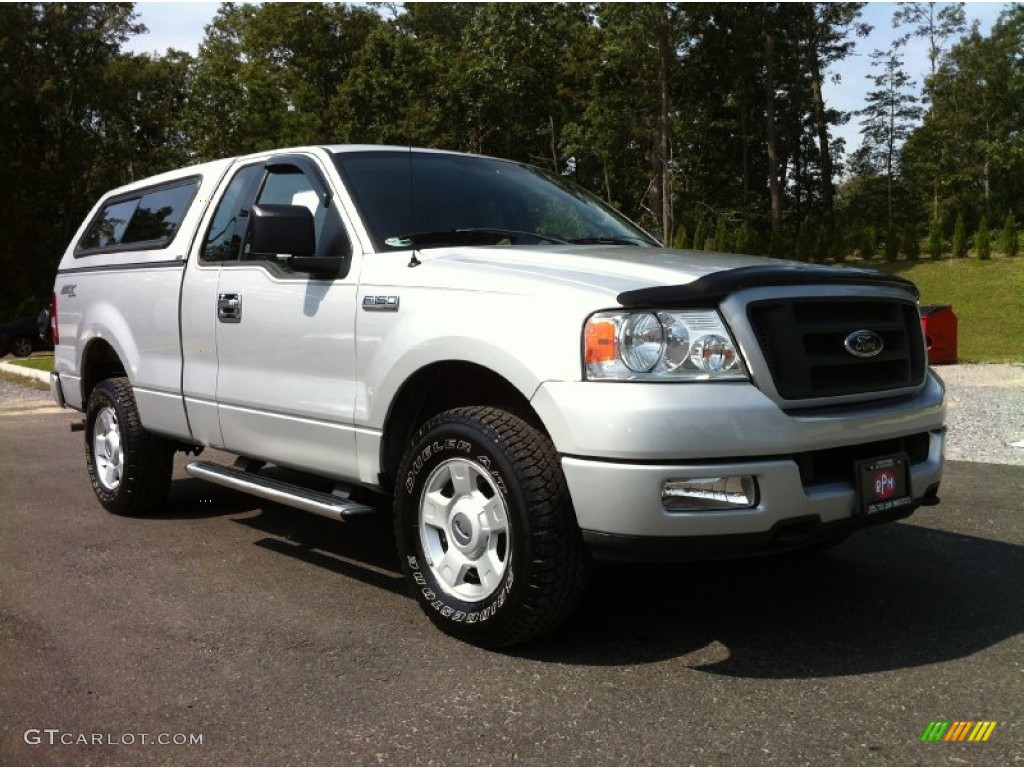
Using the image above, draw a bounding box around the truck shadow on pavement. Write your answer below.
[234,508,407,598]
[154,477,263,519]
[526,518,1023,677]
[221,464,408,597]
[157,460,407,594]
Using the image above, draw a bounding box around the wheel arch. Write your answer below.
[379,360,547,493]
[80,337,128,405]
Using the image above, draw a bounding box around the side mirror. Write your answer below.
[250,204,315,256]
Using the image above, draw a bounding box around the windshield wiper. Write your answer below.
[385,228,569,248]
[567,236,646,246]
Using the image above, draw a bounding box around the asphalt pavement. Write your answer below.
[0,386,1021,766]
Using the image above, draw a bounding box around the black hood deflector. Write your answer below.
[616,264,919,308]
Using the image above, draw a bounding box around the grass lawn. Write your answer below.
[869,257,1023,363]
[6,354,54,372]
[0,369,50,391]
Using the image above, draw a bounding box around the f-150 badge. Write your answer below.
[362,295,400,312]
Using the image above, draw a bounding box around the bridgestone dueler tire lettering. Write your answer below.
[85,377,174,516]
[394,406,590,648]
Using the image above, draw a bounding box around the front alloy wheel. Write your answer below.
[419,457,511,603]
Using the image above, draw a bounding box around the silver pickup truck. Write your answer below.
[50,145,945,646]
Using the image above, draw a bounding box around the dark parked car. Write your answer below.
[0,313,54,357]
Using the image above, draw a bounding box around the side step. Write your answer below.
[185,461,376,520]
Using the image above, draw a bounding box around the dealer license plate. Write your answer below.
[855,454,914,516]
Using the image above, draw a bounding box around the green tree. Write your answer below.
[884,226,900,260]
[713,218,729,252]
[901,224,921,259]
[734,223,752,255]
[692,218,707,251]
[975,214,991,259]
[1000,212,1019,257]
[331,21,439,147]
[905,9,1024,233]
[795,220,814,261]
[799,3,870,230]
[927,217,944,258]
[831,227,848,261]
[186,3,386,157]
[858,45,923,240]
[672,223,688,249]
[813,224,831,262]
[892,2,966,224]
[952,213,968,257]
[0,2,148,319]
[96,50,194,181]
[893,2,967,76]
[861,226,877,259]
[575,4,694,241]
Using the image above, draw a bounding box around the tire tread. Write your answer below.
[397,405,589,647]
[86,376,173,515]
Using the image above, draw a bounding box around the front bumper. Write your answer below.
[531,374,946,557]
[562,430,943,560]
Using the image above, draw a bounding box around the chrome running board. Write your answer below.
[185,461,376,519]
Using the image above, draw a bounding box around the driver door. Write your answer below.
[213,153,361,481]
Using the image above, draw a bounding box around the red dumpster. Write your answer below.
[920,305,957,364]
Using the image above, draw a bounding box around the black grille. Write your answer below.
[748,298,926,400]
[795,432,931,488]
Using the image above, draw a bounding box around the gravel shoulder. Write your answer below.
[936,363,1024,466]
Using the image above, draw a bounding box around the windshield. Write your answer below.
[332,150,658,250]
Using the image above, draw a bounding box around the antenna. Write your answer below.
[406,146,421,268]
[407,146,416,236]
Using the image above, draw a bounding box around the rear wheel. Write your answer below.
[85,377,174,515]
[10,335,33,357]
[394,406,589,647]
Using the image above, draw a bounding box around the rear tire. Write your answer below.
[85,377,174,516]
[10,335,33,357]
[394,406,589,647]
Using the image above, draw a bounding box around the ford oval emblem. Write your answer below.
[844,329,885,358]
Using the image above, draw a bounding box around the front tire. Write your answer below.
[85,377,174,515]
[394,406,589,647]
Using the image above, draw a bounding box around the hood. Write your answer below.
[407,245,783,301]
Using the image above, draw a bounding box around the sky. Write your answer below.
[122,1,1012,158]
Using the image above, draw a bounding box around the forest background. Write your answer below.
[1,1,1021,321]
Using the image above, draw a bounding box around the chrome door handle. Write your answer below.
[217,293,242,322]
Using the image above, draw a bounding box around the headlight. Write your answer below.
[584,309,748,381]
[620,312,664,372]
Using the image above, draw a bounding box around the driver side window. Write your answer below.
[201,164,262,263]
[244,165,348,270]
